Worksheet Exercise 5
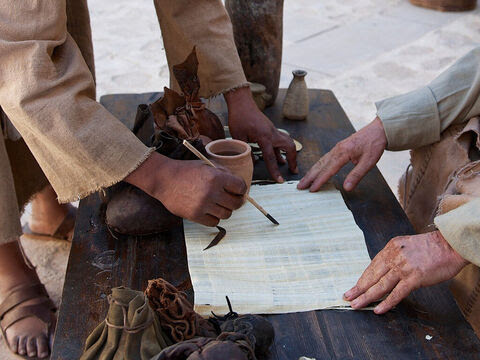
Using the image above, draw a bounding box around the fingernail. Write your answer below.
[277,176,284,183]
[344,182,353,191]
[374,305,383,314]
[351,299,360,307]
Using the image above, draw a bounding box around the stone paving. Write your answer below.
[3,1,479,358]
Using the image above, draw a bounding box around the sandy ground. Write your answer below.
[2,0,479,358]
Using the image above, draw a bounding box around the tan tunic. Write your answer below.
[0,0,246,205]
[0,0,246,244]
[376,46,480,267]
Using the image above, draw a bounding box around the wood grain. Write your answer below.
[51,90,480,360]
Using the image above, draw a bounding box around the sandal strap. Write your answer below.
[0,298,55,332]
[0,283,50,319]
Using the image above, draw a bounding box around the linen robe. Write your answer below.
[0,0,246,243]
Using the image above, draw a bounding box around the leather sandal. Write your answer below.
[22,205,76,241]
[0,283,56,359]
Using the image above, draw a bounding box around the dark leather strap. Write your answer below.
[0,283,49,319]
[1,298,56,332]
[53,206,76,240]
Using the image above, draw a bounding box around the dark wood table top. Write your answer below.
[51,89,480,360]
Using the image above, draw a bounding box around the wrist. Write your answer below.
[434,230,469,269]
[224,85,256,112]
[372,116,388,150]
[124,151,173,200]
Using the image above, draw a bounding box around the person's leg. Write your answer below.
[0,241,55,358]
[0,135,54,358]
[24,0,95,240]
[4,137,76,240]
[28,185,75,240]
[66,0,96,82]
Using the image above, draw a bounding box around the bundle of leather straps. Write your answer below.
[80,278,274,360]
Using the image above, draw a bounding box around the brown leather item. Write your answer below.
[145,278,217,343]
[0,283,56,358]
[145,278,275,359]
[104,103,206,236]
[105,183,183,236]
[151,332,256,360]
[105,48,224,237]
[152,48,225,142]
[398,124,468,233]
[220,314,274,358]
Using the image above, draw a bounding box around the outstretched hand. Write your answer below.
[225,86,298,183]
[298,117,387,192]
[344,231,468,314]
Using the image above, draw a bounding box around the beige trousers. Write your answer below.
[0,0,95,244]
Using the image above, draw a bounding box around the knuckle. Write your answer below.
[337,140,353,154]
[205,170,218,185]
[356,294,367,305]
[355,280,366,293]
[349,170,362,180]
[264,152,276,162]
[377,277,388,292]
[387,291,402,305]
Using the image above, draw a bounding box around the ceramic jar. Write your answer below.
[225,0,284,107]
[282,70,309,120]
[250,83,272,112]
[205,139,254,199]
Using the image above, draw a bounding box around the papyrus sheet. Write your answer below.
[184,181,371,316]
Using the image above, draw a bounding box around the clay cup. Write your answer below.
[205,139,254,201]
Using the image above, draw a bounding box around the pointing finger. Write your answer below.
[259,141,284,183]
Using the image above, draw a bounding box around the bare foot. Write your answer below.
[0,242,55,358]
[29,185,74,239]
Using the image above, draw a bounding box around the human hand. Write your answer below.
[225,86,298,183]
[125,152,246,226]
[344,231,469,314]
[297,117,387,192]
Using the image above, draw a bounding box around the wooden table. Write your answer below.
[51,90,480,359]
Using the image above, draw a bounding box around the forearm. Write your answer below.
[0,0,152,202]
[154,0,247,98]
[376,46,480,150]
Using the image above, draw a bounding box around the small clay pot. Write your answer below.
[205,139,254,198]
[249,83,272,112]
[282,70,309,120]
